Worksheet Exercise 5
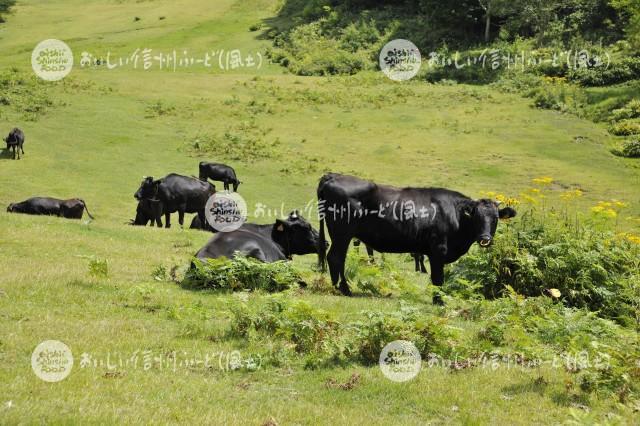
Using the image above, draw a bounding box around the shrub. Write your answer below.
[188,123,280,162]
[449,199,640,325]
[616,139,640,157]
[609,119,640,135]
[567,56,640,86]
[353,306,454,364]
[610,99,640,121]
[183,256,301,292]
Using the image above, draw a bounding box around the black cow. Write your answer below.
[194,211,320,262]
[134,174,215,228]
[4,128,25,160]
[199,162,241,192]
[353,239,427,273]
[7,197,94,219]
[130,199,163,227]
[189,213,217,232]
[317,173,516,296]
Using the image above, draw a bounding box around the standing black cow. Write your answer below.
[4,128,25,160]
[317,173,516,296]
[194,211,320,262]
[199,162,241,192]
[7,197,94,219]
[134,174,215,228]
[130,199,163,227]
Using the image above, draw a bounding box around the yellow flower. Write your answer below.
[612,200,628,209]
[560,189,583,201]
[616,233,640,245]
[520,193,538,205]
[532,176,554,186]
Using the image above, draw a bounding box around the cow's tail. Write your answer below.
[81,200,95,220]
[318,215,327,273]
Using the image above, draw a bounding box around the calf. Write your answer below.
[199,162,241,192]
[130,199,163,227]
[4,128,25,160]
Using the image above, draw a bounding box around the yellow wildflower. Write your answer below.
[560,189,583,201]
[532,176,554,186]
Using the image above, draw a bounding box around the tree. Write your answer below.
[477,0,510,42]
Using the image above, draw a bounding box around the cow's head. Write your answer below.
[134,176,158,200]
[461,199,516,247]
[6,203,14,212]
[232,180,241,192]
[272,210,321,256]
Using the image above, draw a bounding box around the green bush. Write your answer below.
[610,99,640,121]
[567,56,640,86]
[609,119,640,135]
[183,256,301,292]
[449,207,640,325]
[616,139,640,157]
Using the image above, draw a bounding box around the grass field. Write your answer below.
[1,0,639,424]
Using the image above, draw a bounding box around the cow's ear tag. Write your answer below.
[277,224,284,232]
[463,210,472,217]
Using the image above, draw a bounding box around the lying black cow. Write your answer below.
[130,199,163,227]
[4,128,25,160]
[7,197,94,219]
[199,162,241,192]
[353,239,427,273]
[134,174,215,228]
[317,173,516,296]
[194,211,320,262]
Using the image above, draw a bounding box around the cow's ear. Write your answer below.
[499,207,517,219]
[461,200,476,218]
[275,219,287,232]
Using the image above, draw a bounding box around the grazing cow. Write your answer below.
[353,239,427,273]
[3,128,25,160]
[130,199,163,227]
[134,174,215,228]
[199,162,241,192]
[317,173,516,296]
[7,197,94,219]
[194,211,320,262]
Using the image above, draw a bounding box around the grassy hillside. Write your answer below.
[0,0,639,424]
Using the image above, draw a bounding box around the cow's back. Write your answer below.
[195,228,286,262]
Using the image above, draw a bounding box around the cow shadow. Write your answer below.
[0,148,16,159]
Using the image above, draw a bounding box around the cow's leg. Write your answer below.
[21,143,24,154]
[327,238,351,296]
[197,209,206,229]
[413,254,420,272]
[224,181,229,191]
[164,212,171,228]
[365,245,374,263]
[419,255,427,273]
[177,204,186,227]
[429,257,444,286]
[428,256,445,305]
